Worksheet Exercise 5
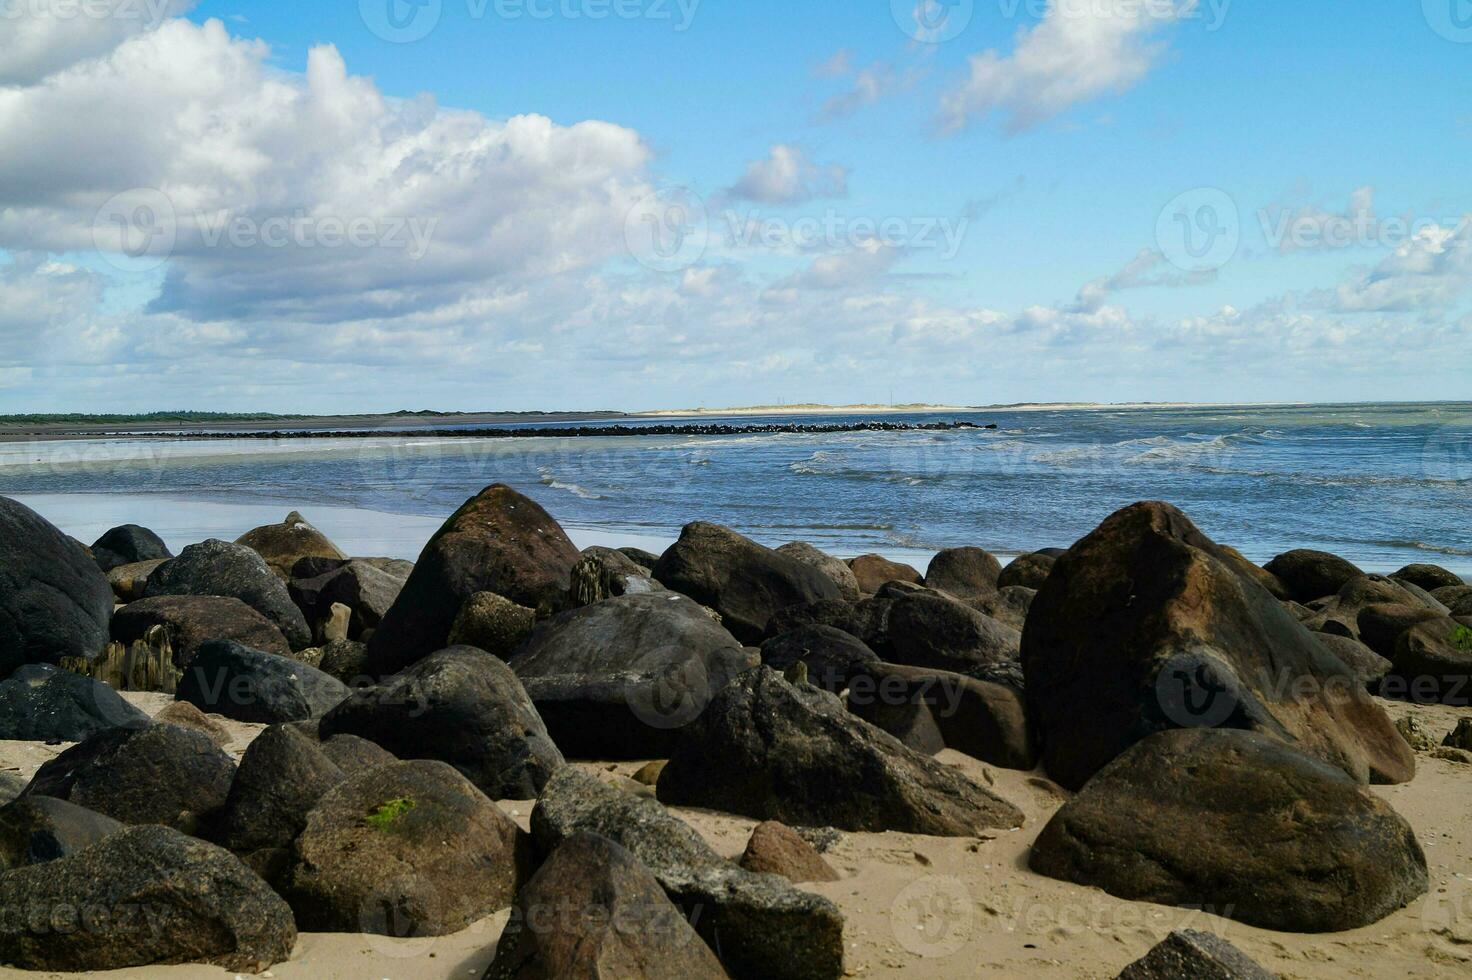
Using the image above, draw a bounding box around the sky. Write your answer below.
[0,0,1470,413]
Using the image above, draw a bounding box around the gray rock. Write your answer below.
[924,546,1003,597]
[776,542,860,602]
[0,796,122,870]
[759,624,879,693]
[288,558,406,640]
[216,723,346,863]
[90,524,171,574]
[145,539,311,649]
[177,639,349,723]
[886,591,1021,673]
[1115,929,1275,979]
[447,591,537,659]
[0,664,148,740]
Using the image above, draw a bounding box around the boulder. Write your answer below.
[282,760,529,936]
[1393,563,1465,592]
[1433,584,1472,611]
[510,593,755,759]
[737,820,839,883]
[967,585,1034,631]
[997,552,1056,590]
[366,485,580,676]
[154,700,232,747]
[766,597,893,653]
[1314,634,1392,690]
[652,523,841,645]
[216,724,346,866]
[485,832,729,980]
[447,591,537,658]
[924,547,1003,597]
[0,796,122,870]
[569,546,664,607]
[178,640,349,724]
[112,594,291,666]
[1357,602,1443,658]
[885,591,1021,673]
[0,664,149,740]
[1264,548,1364,602]
[144,539,311,649]
[316,638,370,683]
[1115,929,1275,980]
[619,546,661,570]
[236,510,345,579]
[0,825,295,972]
[287,558,406,640]
[320,646,564,799]
[847,661,1036,770]
[90,524,171,573]
[1030,728,1427,932]
[0,496,113,675]
[657,667,1023,836]
[23,722,235,831]
[776,542,860,601]
[0,771,27,804]
[1021,502,1413,791]
[1387,617,1472,705]
[759,625,879,693]
[105,558,167,603]
[533,767,844,980]
[1445,718,1472,750]
[847,553,921,594]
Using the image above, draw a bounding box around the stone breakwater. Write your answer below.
[107,420,997,440]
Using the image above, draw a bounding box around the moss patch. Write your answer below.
[363,797,416,830]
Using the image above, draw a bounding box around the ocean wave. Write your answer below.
[537,468,605,500]
[1369,539,1472,559]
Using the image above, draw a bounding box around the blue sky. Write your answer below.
[1,1,1469,411]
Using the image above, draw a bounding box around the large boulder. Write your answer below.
[1394,563,1465,592]
[215,724,347,873]
[281,760,530,936]
[320,645,564,799]
[657,667,1023,836]
[885,591,1021,672]
[1021,502,1413,791]
[568,546,664,607]
[23,722,236,831]
[446,591,537,658]
[1030,728,1427,932]
[510,592,756,759]
[366,485,581,676]
[90,524,171,573]
[0,664,148,740]
[652,523,842,645]
[0,825,295,971]
[776,542,860,601]
[1357,602,1443,659]
[1264,548,1364,602]
[236,510,345,579]
[177,639,349,724]
[1115,930,1275,980]
[997,552,1056,590]
[0,496,113,675]
[533,767,844,980]
[145,539,311,649]
[0,796,122,870]
[847,553,921,594]
[1315,634,1392,690]
[485,832,729,980]
[924,547,1003,597]
[112,594,291,666]
[1387,617,1472,705]
[766,597,893,652]
[288,557,406,640]
[759,625,879,693]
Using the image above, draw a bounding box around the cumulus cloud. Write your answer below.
[1305,221,1472,315]
[726,145,848,205]
[939,0,1192,134]
[0,0,194,86]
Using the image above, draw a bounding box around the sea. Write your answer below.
[2,402,1469,575]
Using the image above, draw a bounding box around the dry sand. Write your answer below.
[1,695,1469,980]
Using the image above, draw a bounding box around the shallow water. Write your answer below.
[2,402,1469,573]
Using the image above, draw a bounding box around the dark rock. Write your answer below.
[924,547,1002,597]
[282,759,529,936]
[1393,563,1465,592]
[1444,718,1472,750]
[236,510,346,579]
[847,661,1036,770]
[1315,634,1392,690]
[532,767,844,980]
[1357,602,1443,659]
[320,645,564,799]
[178,640,349,724]
[569,546,664,607]
[997,552,1056,590]
[0,771,27,804]
[1021,502,1413,791]
[652,523,841,645]
[0,664,148,740]
[759,625,879,693]
[1387,617,1472,705]
[1115,929,1275,980]
[447,591,537,658]
[776,542,860,602]
[319,733,396,772]
[217,724,346,861]
[0,796,122,870]
[967,585,1033,631]
[145,539,311,649]
[288,558,406,640]
[1264,549,1364,602]
[367,485,581,676]
[765,597,893,653]
[510,593,755,759]
[1030,728,1427,932]
[112,594,291,666]
[0,496,113,675]
[0,825,295,971]
[1432,584,1472,610]
[24,722,235,831]
[90,524,171,573]
[316,638,370,683]
[657,667,1023,835]
[619,546,661,570]
[886,591,1021,673]
[154,700,233,747]
[738,820,839,883]
[848,554,921,594]
[486,832,729,980]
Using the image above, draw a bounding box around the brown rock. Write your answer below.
[848,553,922,594]
[738,821,840,883]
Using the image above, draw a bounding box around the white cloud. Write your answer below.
[726,145,848,205]
[1306,221,1472,315]
[0,0,194,86]
[1073,247,1214,312]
